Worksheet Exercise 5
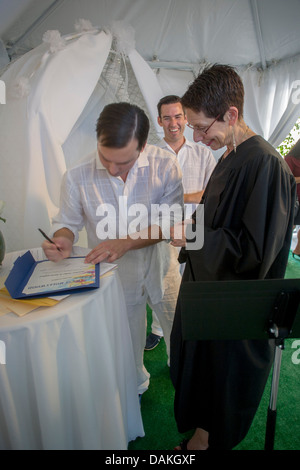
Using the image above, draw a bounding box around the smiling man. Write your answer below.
[157,95,216,204]
[42,102,183,397]
[145,96,216,353]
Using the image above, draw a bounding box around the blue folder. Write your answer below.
[5,250,100,299]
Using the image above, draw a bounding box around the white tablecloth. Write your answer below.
[0,249,144,450]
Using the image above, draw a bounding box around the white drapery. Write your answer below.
[0,25,299,252]
[240,57,300,146]
[1,30,113,251]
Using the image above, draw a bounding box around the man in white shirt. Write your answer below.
[145,95,216,351]
[42,102,183,396]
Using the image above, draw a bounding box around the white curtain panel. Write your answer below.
[128,48,164,140]
[0,31,112,251]
[240,57,300,147]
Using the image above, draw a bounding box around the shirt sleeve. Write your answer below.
[50,170,84,243]
[155,157,184,241]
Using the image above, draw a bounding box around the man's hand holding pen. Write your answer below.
[40,227,74,262]
[42,236,73,261]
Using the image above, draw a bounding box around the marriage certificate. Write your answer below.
[22,257,97,295]
[5,251,100,299]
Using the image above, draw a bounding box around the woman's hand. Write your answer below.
[170,221,188,247]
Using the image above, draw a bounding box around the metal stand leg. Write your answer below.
[264,344,283,450]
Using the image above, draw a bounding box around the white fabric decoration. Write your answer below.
[74,18,94,32]
[42,30,66,53]
[8,76,30,99]
[110,21,135,56]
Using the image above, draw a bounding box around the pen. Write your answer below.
[38,228,62,252]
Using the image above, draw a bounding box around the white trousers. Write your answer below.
[151,262,186,338]
[150,311,164,337]
[126,269,181,394]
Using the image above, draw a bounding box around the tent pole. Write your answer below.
[6,0,66,59]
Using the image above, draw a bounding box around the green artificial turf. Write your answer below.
[128,252,300,451]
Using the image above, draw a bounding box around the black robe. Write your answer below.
[170,136,297,449]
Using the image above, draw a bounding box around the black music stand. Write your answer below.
[180,278,300,451]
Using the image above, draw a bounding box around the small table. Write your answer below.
[0,249,144,449]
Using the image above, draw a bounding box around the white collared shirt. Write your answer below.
[157,138,216,194]
[51,144,183,305]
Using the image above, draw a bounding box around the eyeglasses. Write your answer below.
[187,114,221,134]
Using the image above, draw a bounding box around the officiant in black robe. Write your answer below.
[170,64,297,451]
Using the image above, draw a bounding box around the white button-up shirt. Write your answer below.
[157,138,216,194]
[51,144,183,305]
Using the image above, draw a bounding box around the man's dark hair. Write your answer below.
[181,64,244,121]
[157,95,183,117]
[96,102,149,150]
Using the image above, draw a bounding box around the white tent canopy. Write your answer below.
[0,0,300,251]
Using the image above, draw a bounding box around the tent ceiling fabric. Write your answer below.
[0,0,300,68]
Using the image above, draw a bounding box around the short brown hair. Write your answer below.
[181,64,244,121]
[157,95,183,117]
[96,102,149,150]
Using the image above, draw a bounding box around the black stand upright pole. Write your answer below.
[265,343,283,450]
[264,289,300,450]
